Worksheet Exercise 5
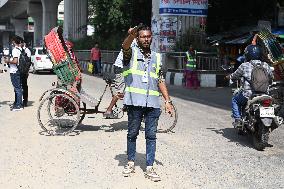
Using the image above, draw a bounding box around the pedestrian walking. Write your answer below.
[4,36,23,111]
[20,39,31,107]
[121,24,174,182]
[90,43,101,75]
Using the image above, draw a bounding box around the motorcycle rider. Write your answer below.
[226,44,273,128]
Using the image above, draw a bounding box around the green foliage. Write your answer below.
[174,32,192,52]
[72,36,94,50]
[89,0,131,38]
[87,0,152,49]
[174,29,216,52]
[72,33,125,50]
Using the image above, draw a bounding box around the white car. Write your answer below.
[31,47,53,73]
[3,47,10,56]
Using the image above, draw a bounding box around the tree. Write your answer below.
[87,0,152,49]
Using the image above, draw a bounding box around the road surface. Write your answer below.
[0,72,283,189]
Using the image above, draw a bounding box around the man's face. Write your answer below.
[137,30,152,49]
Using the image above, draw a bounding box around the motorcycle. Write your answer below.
[222,65,282,151]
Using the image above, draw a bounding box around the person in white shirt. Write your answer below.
[4,36,23,111]
[103,40,137,118]
[20,40,31,107]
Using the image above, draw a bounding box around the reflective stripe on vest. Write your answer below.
[186,51,196,68]
[123,49,161,79]
[125,86,159,96]
[186,64,196,68]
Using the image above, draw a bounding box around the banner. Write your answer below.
[159,17,178,52]
[159,0,208,16]
[151,16,181,52]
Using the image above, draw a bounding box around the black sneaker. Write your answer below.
[23,101,28,107]
[233,119,243,129]
[11,106,23,111]
[10,102,16,108]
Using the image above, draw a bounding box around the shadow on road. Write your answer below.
[0,100,11,107]
[37,121,128,136]
[168,85,232,111]
[115,151,164,171]
[207,127,254,149]
[0,100,35,108]
[74,121,128,134]
[30,71,55,75]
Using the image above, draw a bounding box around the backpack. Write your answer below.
[17,47,31,74]
[249,62,270,93]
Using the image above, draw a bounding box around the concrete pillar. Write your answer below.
[2,32,10,48]
[28,2,43,46]
[151,0,161,52]
[10,18,27,38]
[64,0,88,40]
[41,0,61,37]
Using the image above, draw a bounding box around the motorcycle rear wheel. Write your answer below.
[252,122,269,151]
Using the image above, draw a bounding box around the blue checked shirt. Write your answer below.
[230,60,273,98]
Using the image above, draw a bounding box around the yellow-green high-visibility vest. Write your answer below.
[186,51,197,71]
[123,47,162,108]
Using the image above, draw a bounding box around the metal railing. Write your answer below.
[74,50,223,72]
[165,51,222,71]
[75,50,120,64]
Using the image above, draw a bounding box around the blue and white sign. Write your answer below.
[159,0,208,16]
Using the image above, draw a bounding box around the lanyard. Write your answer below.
[142,57,151,83]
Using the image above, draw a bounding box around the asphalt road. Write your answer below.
[0,72,283,189]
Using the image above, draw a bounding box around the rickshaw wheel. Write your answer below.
[37,93,80,136]
[140,97,178,133]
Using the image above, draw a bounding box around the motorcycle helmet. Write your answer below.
[244,44,262,61]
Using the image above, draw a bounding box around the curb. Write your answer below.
[166,72,229,87]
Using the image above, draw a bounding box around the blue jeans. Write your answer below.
[127,106,161,166]
[92,60,101,74]
[232,91,248,119]
[10,71,23,108]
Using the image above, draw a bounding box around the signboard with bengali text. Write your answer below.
[151,16,181,52]
[159,0,208,16]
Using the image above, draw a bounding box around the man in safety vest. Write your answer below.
[121,24,174,182]
[184,45,199,89]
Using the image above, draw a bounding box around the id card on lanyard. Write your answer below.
[142,58,150,83]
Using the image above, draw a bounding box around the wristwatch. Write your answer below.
[164,100,172,104]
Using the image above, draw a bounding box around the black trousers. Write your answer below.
[20,73,29,104]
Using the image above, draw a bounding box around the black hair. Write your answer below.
[137,23,151,33]
[11,35,24,44]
